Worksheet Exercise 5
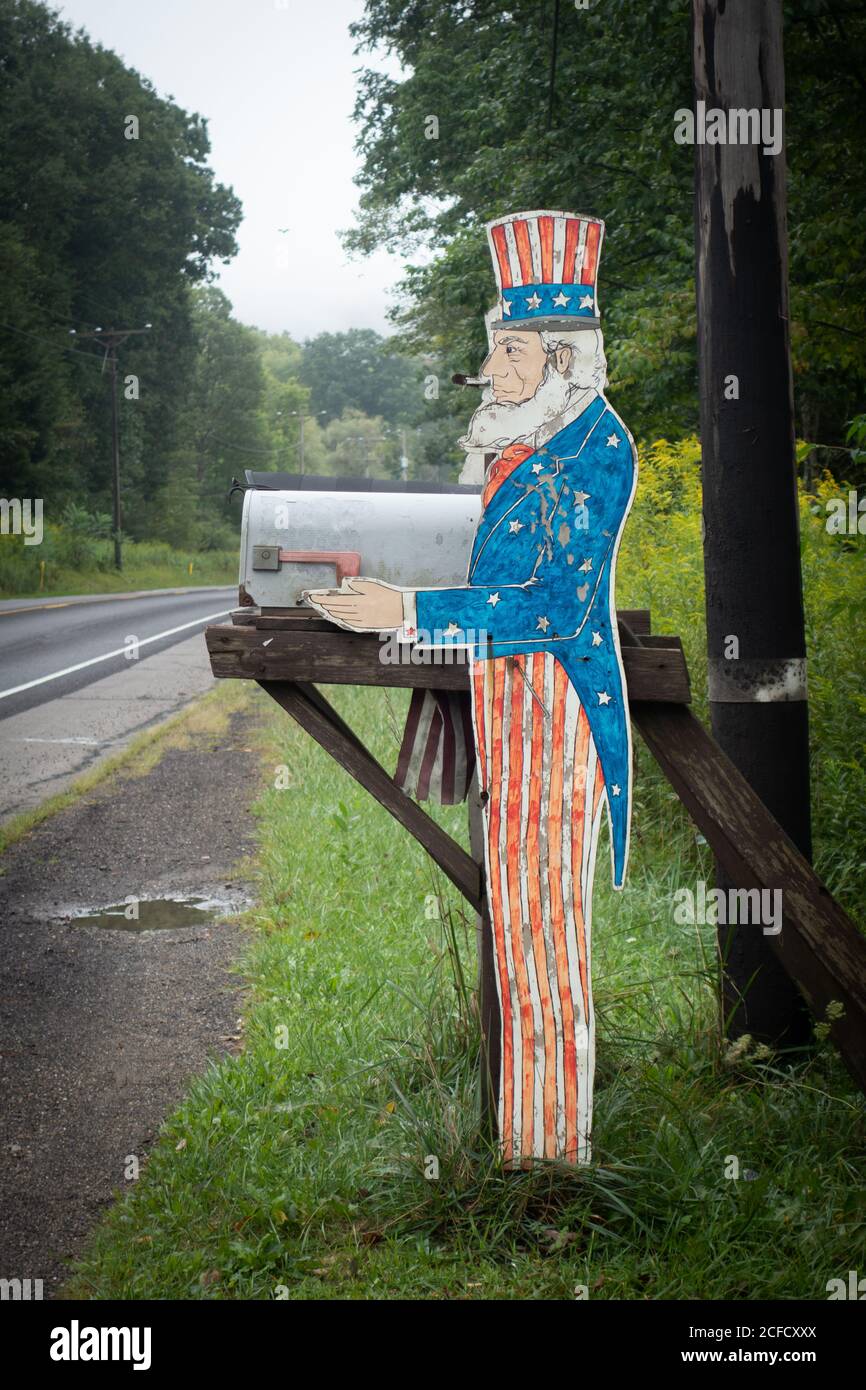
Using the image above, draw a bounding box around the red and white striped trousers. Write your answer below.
[471,651,606,1166]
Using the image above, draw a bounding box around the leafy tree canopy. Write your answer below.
[346,0,866,452]
[299,327,421,424]
[0,0,242,502]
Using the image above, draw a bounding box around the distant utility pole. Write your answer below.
[348,433,390,478]
[692,1,811,1045]
[286,410,327,475]
[73,324,152,570]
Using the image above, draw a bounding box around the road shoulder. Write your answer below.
[0,682,268,1297]
[0,631,224,827]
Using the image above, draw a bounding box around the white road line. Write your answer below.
[0,609,233,701]
[16,737,107,746]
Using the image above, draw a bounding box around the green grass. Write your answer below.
[63,680,865,1301]
[0,532,236,598]
[54,445,866,1299]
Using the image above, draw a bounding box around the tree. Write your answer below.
[346,0,866,455]
[321,408,401,478]
[141,289,268,545]
[299,328,420,424]
[254,330,318,473]
[0,221,82,497]
[0,0,242,509]
[347,0,696,438]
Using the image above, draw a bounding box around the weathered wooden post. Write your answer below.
[468,782,500,1140]
[693,0,812,1044]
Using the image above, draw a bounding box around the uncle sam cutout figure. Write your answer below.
[308,211,637,1166]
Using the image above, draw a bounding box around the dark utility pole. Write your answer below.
[75,325,151,570]
[692,1,812,1045]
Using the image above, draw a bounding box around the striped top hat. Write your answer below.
[487,209,604,331]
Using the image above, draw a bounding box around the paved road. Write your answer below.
[0,588,236,821]
[0,587,235,717]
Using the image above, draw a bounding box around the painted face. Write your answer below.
[481,331,550,404]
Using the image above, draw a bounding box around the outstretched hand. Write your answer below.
[304,578,405,632]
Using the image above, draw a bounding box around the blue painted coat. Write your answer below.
[414,392,637,888]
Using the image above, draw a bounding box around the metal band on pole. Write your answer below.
[707,657,808,703]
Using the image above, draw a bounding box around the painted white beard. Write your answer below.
[459,367,582,452]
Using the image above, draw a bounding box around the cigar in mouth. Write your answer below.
[451,372,489,388]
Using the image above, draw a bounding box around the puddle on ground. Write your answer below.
[69,894,249,932]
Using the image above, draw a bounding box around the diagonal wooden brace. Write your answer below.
[258,679,483,912]
[617,623,866,1095]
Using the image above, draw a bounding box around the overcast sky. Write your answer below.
[57,0,406,340]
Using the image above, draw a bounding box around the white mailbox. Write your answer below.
[239,475,482,609]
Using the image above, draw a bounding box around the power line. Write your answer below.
[0,321,112,363]
[69,287,155,329]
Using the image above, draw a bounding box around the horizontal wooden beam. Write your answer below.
[206,622,690,703]
[233,605,654,635]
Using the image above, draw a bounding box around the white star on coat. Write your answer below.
[536,616,550,632]
[578,557,593,573]
[487,592,500,606]
[597,690,612,705]
[606,432,621,448]
[509,519,524,533]
[573,490,590,506]
[611,784,621,797]
[444,621,461,637]
[580,294,595,310]
[525,292,543,310]
[591,631,603,646]
[502,301,511,316]
[531,462,544,474]
[552,290,571,308]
